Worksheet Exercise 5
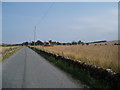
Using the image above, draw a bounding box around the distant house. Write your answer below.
[44,42,51,46]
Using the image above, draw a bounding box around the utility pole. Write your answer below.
[29,39,31,46]
[34,26,36,48]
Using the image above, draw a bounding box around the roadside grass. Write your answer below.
[0,46,22,62]
[31,47,111,88]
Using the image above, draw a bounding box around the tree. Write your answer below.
[48,40,52,44]
[72,41,77,45]
[78,40,81,44]
[86,43,89,45]
[31,41,34,45]
[22,42,29,46]
[56,42,61,45]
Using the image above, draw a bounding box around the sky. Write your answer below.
[2,2,118,44]
[0,2,2,44]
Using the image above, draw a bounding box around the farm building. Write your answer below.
[44,42,51,46]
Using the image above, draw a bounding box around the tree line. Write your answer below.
[22,40,84,46]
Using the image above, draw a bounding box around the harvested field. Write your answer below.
[34,41,119,73]
[89,40,120,45]
[0,46,22,61]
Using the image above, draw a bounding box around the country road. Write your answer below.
[2,47,86,88]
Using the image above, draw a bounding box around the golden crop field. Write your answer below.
[0,47,11,53]
[35,41,119,73]
[0,46,22,61]
[0,46,19,53]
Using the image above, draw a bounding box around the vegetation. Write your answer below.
[0,46,22,61]
[23,40,84,46]
[34,41,119,73]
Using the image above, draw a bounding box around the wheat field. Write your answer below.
[35,42,119,73]
[0,46,19,53]
[0,46,21,61]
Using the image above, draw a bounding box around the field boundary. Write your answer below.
[29,47,120,88]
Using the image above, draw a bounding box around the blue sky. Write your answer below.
[2,2,118,44]
[0,2,2,44]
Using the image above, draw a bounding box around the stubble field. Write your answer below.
[35,41,120,73]
[0,46,22,61]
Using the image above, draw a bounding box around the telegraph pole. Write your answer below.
[34,26,36,48]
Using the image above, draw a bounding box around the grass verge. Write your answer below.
[0,47,22,62]
[31,47,111,88]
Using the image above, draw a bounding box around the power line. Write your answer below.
[35,1,56,27]
[33,1,56,47]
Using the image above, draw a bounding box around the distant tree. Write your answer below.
[22,42,29,46]
[48,40,52,44]
[52,41,57,45]
[62,43,66,45]
[86,43,89,45]
[78,40,82,44]
[78,40,84,45]
[72,41,77,45]
[31,41,34,45]
[56,42,61,45]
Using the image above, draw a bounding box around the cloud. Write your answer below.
[68,9,118,34]
[78,17,99,23]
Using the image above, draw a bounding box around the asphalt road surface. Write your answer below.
[0,62,2,89]
[2,47,86,88]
